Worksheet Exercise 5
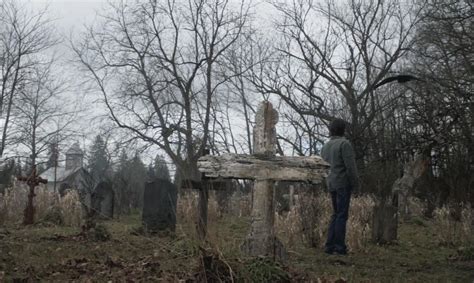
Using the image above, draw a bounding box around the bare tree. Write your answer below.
[12,61,76,171]
[215,30,262,154]
[73,0,250,238]
[252,0,423,163]
[74,0,250,181]
[0,1,58,157]
[403,0,474,206]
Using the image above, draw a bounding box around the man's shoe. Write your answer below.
[333,250,347,255]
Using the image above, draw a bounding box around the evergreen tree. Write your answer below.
[46,142,59,169]
[116,149,128,173]
[127,153,147,209]
[88,135,110,181]
[153,154,171,181]
[146,162,156,180]
[113,150,131,215]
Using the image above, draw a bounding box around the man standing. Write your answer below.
[321,119,359,255]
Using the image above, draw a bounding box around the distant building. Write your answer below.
[40,142,93,194]
[40,142,114,219]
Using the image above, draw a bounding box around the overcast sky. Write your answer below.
[20,1,116,160]
[30,0,105,30]
[29,0,276,37]
[21,0,278,167]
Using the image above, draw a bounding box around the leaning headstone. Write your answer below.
[373,155,428,244]
[142,178,178,233]
[92,181,114,219]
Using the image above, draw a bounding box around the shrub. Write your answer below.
[456,246,474,261]
[42,206,64,225]
[91,224,111,241]
[238,257,290,282]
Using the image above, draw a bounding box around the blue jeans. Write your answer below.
[325,186,352,253]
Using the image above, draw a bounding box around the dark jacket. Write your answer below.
[321,136,359,192]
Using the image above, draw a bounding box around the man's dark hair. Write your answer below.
[329,118,346,137]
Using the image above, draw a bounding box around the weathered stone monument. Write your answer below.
[92,181,114,219]
[142,178,178,233]
[372,155,428,243]
[198,101,329,260]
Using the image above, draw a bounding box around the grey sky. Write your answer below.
[30,0,105,30]
[21,0,281,168]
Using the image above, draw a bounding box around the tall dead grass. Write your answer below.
[276,192,375,252]
[176,190,375,252]
[433,204,473,246]
[176,191,251,227]
[0,182,82,226]
[151,189,474,252]
[175,192,219,238]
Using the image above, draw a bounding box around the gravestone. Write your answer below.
[211,179,235,215]
[0,158,15,195]
[92,181,114,219]
[142,178,178,233]
[198,101,329,261]
[372,155,428,243]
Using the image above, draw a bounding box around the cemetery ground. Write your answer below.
[0,201,473,282]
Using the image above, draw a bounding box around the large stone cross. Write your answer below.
[198,101,329,260]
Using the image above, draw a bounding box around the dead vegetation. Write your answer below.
[275,192,375,251]
[0,183,82,226]
[0,188,473,281]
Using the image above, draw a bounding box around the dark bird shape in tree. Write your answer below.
[374,75,425,89]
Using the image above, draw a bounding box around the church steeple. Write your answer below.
[65,142,83,170]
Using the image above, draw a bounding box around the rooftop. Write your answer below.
[66,142,83,155]
[39,166,82,182]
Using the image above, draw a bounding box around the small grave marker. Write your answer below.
[92,181,114,219]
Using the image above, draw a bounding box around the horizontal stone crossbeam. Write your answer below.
[197,153,329,182]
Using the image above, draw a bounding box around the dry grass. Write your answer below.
[0,182,82,227]
[58,190,83,227]
[276,192,375,252]
[1,186,473,281]
[433,204,473,246]
[177,191,471,252]
[176,192,199,227]
[176,191,250,228]
[2,181,472,251]
[0,183,27,225]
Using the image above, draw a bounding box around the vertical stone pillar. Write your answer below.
[241,101,287,261]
